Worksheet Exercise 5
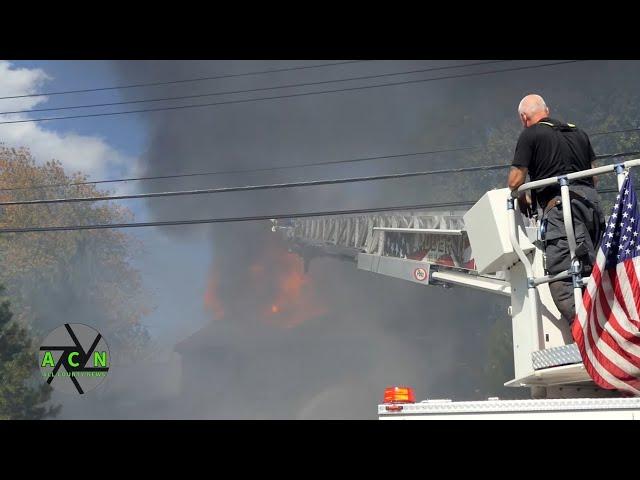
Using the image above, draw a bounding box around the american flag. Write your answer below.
[573,173,640,395]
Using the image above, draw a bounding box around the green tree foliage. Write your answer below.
[0,285,59,419]
[0,145,153,360]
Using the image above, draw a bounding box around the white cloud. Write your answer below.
[0,61,138,188]
[0,61,50,107]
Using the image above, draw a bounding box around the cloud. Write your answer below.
[0,61,136,184]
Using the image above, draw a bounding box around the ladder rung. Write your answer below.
[372,227,463,235]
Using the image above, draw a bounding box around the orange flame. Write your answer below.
[203,245,326,328]
[261,251,327,328]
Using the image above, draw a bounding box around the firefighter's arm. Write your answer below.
[508,166,528,191]
[508,166,531,215]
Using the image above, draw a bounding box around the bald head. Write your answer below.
[518,94,550,127]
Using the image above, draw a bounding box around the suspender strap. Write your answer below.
[537,120,578,171]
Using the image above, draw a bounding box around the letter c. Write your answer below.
[68,352,80,367]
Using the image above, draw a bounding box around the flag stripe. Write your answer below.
[582,282,639,393]
[623,258,640,329]
[601,268,640,344]
[574,262,620,391]
[577,292,638,393]
[594,287,640,375]
[573,173,640,396]
[608,267,632,321]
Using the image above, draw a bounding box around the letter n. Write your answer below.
[94,351,107,367]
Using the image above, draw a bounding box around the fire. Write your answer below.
[203,244,327,329]
[261,250,327,328]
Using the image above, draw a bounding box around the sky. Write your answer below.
[1,59,502,419]
[4,59,638,419]
[4,60,213,345]
[0,59,474,348]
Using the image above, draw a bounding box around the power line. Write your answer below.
[596,151,640,159]
[0,164,511,207]
[0,146,476,193]
[0,201,476,234]
[0,60,370,101]
[7,150,637,206]
[2,146,638,196]
[0,60,582,126]
[0,60,512,117]
[0,176,633,234]
[592,127,640,137]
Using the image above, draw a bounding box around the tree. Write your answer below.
[0,284,59,419]
[0,145,152,360]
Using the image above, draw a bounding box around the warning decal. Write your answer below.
[413,267,427,282]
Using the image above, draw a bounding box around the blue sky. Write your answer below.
[13,60,147,153]
[5,60,212,345]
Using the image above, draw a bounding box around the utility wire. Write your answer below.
[0,60,582,125]
[1,180,633,233]
[0,60,371,100]
[592,127,640,137]
[596,151,640,159]
[6,151,638,207]
[0,164,511,206]
[0,201,476,234]
[0,146,476,193]
[2,147,637,196]
[0,60,512,116]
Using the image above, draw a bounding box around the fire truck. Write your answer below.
[272,160,640,419]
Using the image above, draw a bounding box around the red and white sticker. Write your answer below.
[413,267,427,282]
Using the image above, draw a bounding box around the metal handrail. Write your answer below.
[512,158,640,198]
[507,198,541,350]
[507,159,635,352]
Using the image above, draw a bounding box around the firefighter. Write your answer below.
[507,94,606,326]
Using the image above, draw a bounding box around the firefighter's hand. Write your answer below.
[517,191,532,217]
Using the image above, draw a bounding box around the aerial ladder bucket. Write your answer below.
[271,159,640,400]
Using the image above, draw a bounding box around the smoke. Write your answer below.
[94,60,639,419]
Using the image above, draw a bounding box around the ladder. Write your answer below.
[271,159,640,398]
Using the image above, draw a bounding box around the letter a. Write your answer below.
[41,351,55,367]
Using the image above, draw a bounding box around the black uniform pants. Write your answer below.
[542,185,605,325]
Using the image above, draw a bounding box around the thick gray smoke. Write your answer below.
[93,60,639,419]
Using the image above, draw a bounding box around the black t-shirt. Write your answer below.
[511,117,596,208]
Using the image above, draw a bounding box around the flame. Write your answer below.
[204,270,225,320]
[261,251,327,328]
[203,245,326,328]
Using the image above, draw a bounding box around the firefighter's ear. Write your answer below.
[520,112,528,128]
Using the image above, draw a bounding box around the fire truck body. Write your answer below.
[271,159,640,419]
[379,397,640,420]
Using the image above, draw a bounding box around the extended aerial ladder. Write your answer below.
[271,160,640,419]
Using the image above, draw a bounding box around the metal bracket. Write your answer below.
[570,259,583,287]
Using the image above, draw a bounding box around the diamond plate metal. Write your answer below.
[532,343,582,370]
